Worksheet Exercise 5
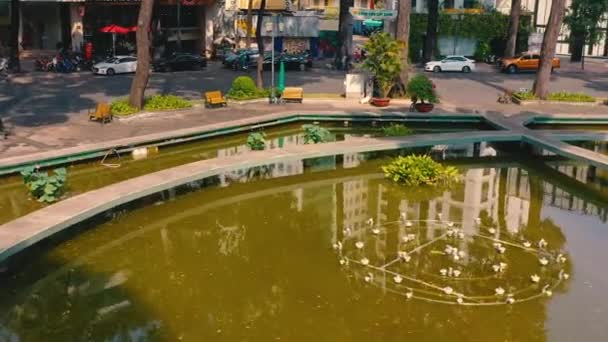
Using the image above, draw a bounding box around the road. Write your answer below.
[0,57,606,129]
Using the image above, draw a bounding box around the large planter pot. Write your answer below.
[414,103,434,113]
[372,98,391,107]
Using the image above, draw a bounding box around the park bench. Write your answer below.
[88,102,112,124]
[204,91,227,108]
[282,87,304,103]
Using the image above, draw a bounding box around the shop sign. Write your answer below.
[348,8,397,21]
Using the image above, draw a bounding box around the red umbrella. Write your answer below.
[99,25,136,34]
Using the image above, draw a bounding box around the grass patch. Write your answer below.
[110,95,192,116]
[513,90,596,103]
[381,123,413,137]
[512,90,537,101]
[226,88,270,101]
[546,91,596,103]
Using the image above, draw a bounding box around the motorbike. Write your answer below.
[0,58,8,79]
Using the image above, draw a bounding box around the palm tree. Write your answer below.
[423,0,439,62]
[128,0,155,109]
[533,0,566,99]
[255,0,267,89]
[504,0,522,57]
[9,0,20,72]
[396,0,412,86]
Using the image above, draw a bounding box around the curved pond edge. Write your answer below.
[2,112,608,263]
[0,131,519,263]
[0,111,491,176]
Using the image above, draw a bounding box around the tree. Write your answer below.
[128,0,155,109]
[9,0,20,72]
[533,0,567,99]
[246,0,254,48]
[396,0,412,86]
[337,0,354,68]
[564,0,608,62]
[504,0,522,57]
[423,0,439,62]
[255,0,266,89]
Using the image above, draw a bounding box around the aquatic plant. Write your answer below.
[302,124,332,144]
[246,132,267,151]
[20,166,67,203]
[380,123,413,137]
[381,155,460,186]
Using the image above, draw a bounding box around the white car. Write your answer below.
[425,56,476,73]
[93,56,137,76]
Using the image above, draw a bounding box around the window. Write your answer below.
[532,55,540,60]
[522,55,531,60]
[444,0,455,9]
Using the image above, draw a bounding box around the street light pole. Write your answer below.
[271,14,275,103]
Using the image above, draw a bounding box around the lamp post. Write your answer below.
[270,14,283,104]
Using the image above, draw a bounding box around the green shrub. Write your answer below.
[473,40,491,61]
[247,132,266,151]
[407,74,438,104]
[547,92,596,103]
[110,99,138,116]
[144,94,192,111]
[20,166,68,203]
[302,124,333,144]
[227,76,270,100]
[512,90,537,100]
[362,32,403,98]
[381,124,413,137]
[381,155,460,187]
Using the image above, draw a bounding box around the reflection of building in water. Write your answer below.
[546,163,608,223]
[217,134,306,186]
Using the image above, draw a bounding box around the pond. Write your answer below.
[0,145,607,341]
[0,120,491,225]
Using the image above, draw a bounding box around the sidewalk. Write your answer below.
[2,97,607,161]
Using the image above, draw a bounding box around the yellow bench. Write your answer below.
[88,102,112,124]
[282,87,303,103]
[204,91,227,108]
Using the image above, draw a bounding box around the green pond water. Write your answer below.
[0,120,489,225]
[0,146,607,341]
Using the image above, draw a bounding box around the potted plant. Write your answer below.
[362,32,403,107]
[407,74,438,112]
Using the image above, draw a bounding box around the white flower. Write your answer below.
[360,258,370,265]
[440,268,448,276]
[523,241,532,248]
[458,232,465,239]
[492,264,501,273]
[563,273,570,280]
[446,229,454,237]
[405,221,413,227]
[400,212,407,221]
[355,241,364,249]
[557,254,567,263]
[364,273,374,283]
[495,287,505,296]
[539,257,549,266]
[506,297,515,304]
[458,250,466,258]
[333,242,343,251]
[545,290,553,297]
[444,245,454,254]
[456,296,464,304]
[339,258,348,266]
[366,218,374,226]
[538,238,548,248]
[488,228,496,234]
[371,228,381,235]
[343,227,352,235]
[443,287,453,295]
[407,233,416,241]
[453,270,461,277]
[398,251,411,262]
[393,275,403,284]
[446,221,455,227]
[475,217,481,225]
[530,274,540,283]
[405,291,413,299]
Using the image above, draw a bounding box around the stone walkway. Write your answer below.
[2,97,607,161]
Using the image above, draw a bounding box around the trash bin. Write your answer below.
[344,73,365,99]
